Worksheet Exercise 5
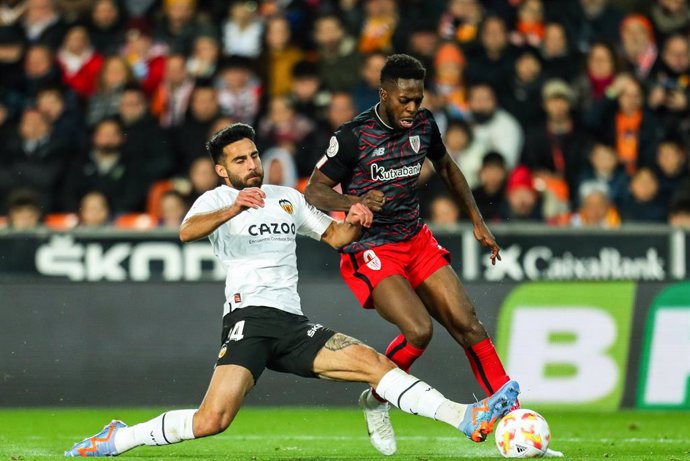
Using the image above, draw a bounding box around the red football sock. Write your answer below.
[464,337,510,396]
[371,334,426,402]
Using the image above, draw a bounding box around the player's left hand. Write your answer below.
[473,221,501,265]
[346,203,373,228]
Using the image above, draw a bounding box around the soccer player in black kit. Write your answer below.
[305,54,515,455]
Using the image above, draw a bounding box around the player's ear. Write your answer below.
[215,164,228,178]
[379,87,387,101]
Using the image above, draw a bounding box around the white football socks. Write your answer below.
[113,409,196,454]
[374,368,468,428]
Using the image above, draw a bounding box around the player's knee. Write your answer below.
[194,410,233,437]
[402,320,433,348]
[360,348,395,383]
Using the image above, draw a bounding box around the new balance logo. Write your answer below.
[373,147,385,156]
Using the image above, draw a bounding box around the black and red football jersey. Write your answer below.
[317,104,446,253]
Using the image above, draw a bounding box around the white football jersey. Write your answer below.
[183,184,334,316]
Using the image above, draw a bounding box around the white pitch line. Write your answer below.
[210,435,690,444]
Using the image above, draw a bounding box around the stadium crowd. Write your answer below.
[1,0,690,231]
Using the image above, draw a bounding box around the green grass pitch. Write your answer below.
[1,407,689,460]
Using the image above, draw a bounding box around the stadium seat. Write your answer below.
[114,213,157,230]
[44,213,79,230]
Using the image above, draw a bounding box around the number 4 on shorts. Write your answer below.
[228,320,245,341]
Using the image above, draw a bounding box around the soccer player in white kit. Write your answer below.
[65,123,519,457]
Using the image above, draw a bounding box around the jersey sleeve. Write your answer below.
[316,128,360,184]
[183,189,223,223]
[292,190,334,241]
[426,115,447,161]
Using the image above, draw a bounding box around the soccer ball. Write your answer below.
[494,409,551,458]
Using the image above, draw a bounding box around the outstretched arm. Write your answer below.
[305,169,386,213]
[320,203,373,250]
[430,153,501,265]
[179,187,266,242]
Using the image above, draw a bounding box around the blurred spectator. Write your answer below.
[570,180,620,227]
[313,14,360,92]
[120,0,157,24]
[499,46,544,130]
[501,165,544,222]
[472,151,507,223]
[158,189,188,229]
[572,41,619,112]
[5,188,43,230]
[121,25,167,97]
[429,195,460,225]
[56,25,104,99]
[185,156,219,203]
[186,34,219,79]
[221,0,263,58]
[300,92,355,178]
[668,196,690,228]
[22,0,67,50]
[151,53,195,127]
[522,79,591,200]
[466,15,516,89]
[510,0,544,48]
[1,107,69,211]
[654,138,689,204]
[262,146,297,188]
[437,0,482,46]
[444,119,478,187]
[257,95,314,151]
[8,44,61,114]
[573,0,623,53]
[289,59,329,121]
[118,85,174,184]
[61,118,145,213]
[404,25,439,70]
[586,74,663,175]
[646,34,690,139]
[154,0,215,55]
[0,21,26,89]
[540,22,579,83]
[86,55,134,126]
[56,0,92,23]
[619,166,667,222]
[432,42,468,119]
[619,14,658,79]
[35,83,84,152]
[215,55,261,124]
[577,142,629,207]
[259,15,303,98]
[87,0,125,55]
[172,84,220,172]
[358,0,398,54]
[649,0,690,43]
[466,82,524,169]
[353,52,386,113]
[0,0,27,27]
[77,190,110,227]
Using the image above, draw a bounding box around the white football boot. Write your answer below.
[358,388,397,456]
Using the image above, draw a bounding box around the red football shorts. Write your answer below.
[340,224,451,309]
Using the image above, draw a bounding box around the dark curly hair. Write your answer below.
[206,123,256,164]
[380,54,426,86]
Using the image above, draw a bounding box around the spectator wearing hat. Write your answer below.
[500,164,544,222]
[432,42,469,119]
[522,79,591,202]
[570,180,620,228]
[620,14,658,79]
[472,151,508,223]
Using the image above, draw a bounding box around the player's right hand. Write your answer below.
[360,190,385,213]
[231,187,265,214]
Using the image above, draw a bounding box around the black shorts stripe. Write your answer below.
[161,412,171,445]
[467,347,494,394]
[386,338,407,360]
[349,253,373,292]
[397,379,422,410]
